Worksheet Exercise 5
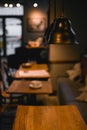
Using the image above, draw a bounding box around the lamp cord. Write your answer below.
[54,0,56,19]
[61,0,64,17]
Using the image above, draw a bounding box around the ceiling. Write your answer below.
[0,0,41,4]
[0,0,24,5]
[0,0,49,11]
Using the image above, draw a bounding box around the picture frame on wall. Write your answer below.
[27,17,47,33]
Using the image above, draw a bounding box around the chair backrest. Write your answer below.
[1,60,9,90]
[0,81,2,107]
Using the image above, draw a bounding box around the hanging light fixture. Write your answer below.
[48,0,79,44]
[33,2,38,7]
[32,0,38,8]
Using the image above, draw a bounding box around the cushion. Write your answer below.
[78,85,87,92]
[73,62,81,71]
[76,91,87,102]
[66,62,81,80]
[66,69,81,80]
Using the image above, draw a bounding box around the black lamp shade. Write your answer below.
[48,17,79,44]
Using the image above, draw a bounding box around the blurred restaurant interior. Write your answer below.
[0,0,87,130]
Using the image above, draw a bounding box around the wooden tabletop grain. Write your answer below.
[14,64,50,79]
[20,63,49,71]
[6,79,52,94]
[12,105,87,130]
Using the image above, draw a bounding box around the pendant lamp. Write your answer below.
[48,0,79,44]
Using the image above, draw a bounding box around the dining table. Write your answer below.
[6,78,53,104]
[12,105,87,130]
[14,63,50,79]
[19,63,49,71]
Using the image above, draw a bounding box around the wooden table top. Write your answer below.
[12,105,87,130]
[14,63,50,79]
[26,45,48,49]
[20,63,49,71]
[6,79,52,94]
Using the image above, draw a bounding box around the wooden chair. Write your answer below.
[0,79,16,129]
[0,59,27,105]
[0,91,17,130]
[0,106,16,130]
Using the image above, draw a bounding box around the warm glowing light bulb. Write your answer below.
[33,3,38,7]
[4,3,8,7]
[9,4,13,8]
[16,3,21,7]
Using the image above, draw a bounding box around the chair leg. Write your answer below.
[2,98,7,104]
[18,95,27,105]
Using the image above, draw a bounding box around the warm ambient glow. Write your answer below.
[27,9,47,32]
